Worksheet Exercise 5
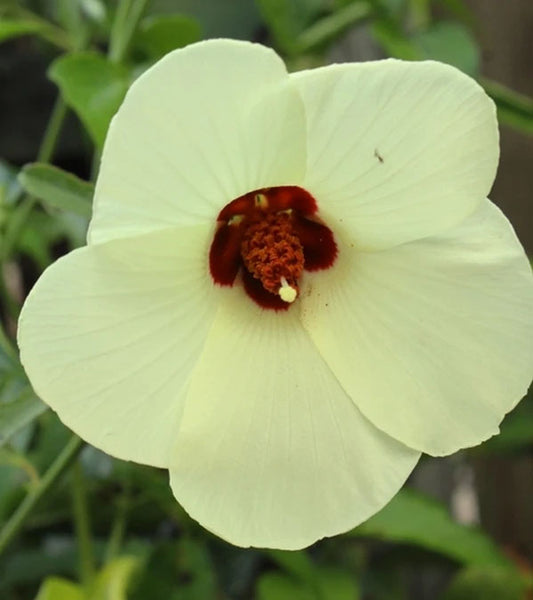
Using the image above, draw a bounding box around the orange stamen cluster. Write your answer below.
[241,212,304,297]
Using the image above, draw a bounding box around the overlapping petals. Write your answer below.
[88,40,306,244]
[299,200,533,455]
[18,39,533,549]
[169,290,419,549]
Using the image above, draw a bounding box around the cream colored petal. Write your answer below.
[169,289,419,549]
[300,200,533,456]
[18,226,218,467]
[89,39,306,244]
[292,59,498,250]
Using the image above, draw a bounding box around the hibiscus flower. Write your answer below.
[18,39,533,549]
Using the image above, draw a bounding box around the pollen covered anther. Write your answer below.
[209,186,337,310]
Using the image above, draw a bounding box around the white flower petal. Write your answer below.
[300,200,533,456]
[18,226,218,467]
[292,59,498,250]
[89,39,306,244]
[169,289,420,549]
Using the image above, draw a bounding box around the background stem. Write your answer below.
[37,96,68,164]
[108,0,150,64]
[0,435,85,557]
[72,460,96,586]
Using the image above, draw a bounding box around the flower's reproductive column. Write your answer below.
[209,186,338,310]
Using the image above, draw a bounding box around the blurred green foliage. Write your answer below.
[443,567,527,600]
[0,0,532,598]
[352,489,517,569]
[49,53,130,149]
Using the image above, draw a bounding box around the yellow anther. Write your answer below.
[254,193,269,210]
[228,214,244,226]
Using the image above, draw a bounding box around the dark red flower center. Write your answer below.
[209,186,337,310]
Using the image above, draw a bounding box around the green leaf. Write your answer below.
[351,489,515,569]
[0,345,15,375]
[49,53,130,149]
[131,539,216,600]
[257,573,313,600]
[14,207,87,269]
[443,566,526,600]
[267,550,316,583]
[413,21,480,76]
[295,2,372,54]
[35,577,83,600]
[0,160,22,208]
[137,15,202,59]
[0,391,47,448]
[90,556,141,600]
[0,161,22,236]
[0,19,47,43]
[315,567,360,600]
[265,553,359,599]
[18,163,93,218]
[0,345,26,403]
[256,0,324,55]
[482,78,533,135]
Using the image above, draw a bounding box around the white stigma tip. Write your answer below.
[279,277,297,303]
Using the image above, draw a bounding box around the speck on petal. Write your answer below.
[169,289,420,550]
[300,200,533,456]
[17,226,218,468]
[89,39,306,245]
[292,59,499,250]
